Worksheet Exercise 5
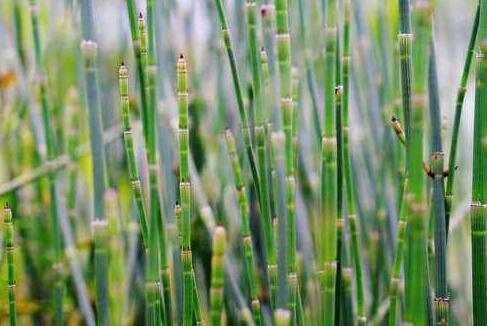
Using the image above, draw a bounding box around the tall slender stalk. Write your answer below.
[81,38,110,326]
[428,40,449,324]
[470,0,487,323]
[342,1,365,323]
[405,2,431,324]
[124,0,149,142]
[321,0,338,323]
[389,179,408,326]
[213,0,261,204]
[446,3,480,234]
[274,0,297,318]
[260,47,277,307]
[178,54,198,326]
[225,129,262,324]
[145,1,171,321]
[3,204,17,326]
[210,226,226,326]
[118,63,149,248]
[29,0,64,323]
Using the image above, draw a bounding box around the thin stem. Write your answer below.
[446,3,480,234]
[225,130,262,324]
[3,204,17,326]
[210,226,226,326]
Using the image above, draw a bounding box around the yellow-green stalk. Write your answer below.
[3,204,17,326]
[210,226,226,326]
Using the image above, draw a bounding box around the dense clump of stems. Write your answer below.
[29,0,64,323]
[225,129,261,324]
[210,226,226,326]
[446,3,480,233]
[4,204,17,326]
[213,0,261,204]
[471,0,487,323]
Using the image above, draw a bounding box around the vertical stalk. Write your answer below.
[225,130,262,324]
[29,1,64,323]
[428,40,449,324]
[274,0,297,318]
[446,3,480,234]
[389,179,408,326]
[405,2,431,324]
[3,204,17,326]
[81,39,110,326]
[145,1,171,321]
[178,54,197,326]
[260,48,278,308]
[210,226,226,326]
[124,0,149,142]
[118,63,149,248]
[470,0,487,323]
[342,0,366,323]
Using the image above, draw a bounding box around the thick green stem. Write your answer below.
[210,226,226,326]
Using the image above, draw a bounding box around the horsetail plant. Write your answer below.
[3,204,17,326]
[428,40,449,324]
[342,1,365,323]
[446,2,481,234]
[260,47,278,307]
[225,129,261,324]
[118,63,149,248]
[29,0,64,323]
[274,0,298,318]
[405,2,432,324]
[144,2,171,320]
[470,0,487,323]
[210,225,226,326]
[81,38,110,326]
[178,53,197,326]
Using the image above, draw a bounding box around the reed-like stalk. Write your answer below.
[178,54,198,326]
[145,2,171,321]
[225,129,261,324]
[3,204,17,326]
[388,179,408,326]
[118,63,149,248]
[428,40,449,324]
[29,0,64,323]
[274,0,297,317]
[470,0,487,323]
[260,47,277,307]
[405,2,431,324]
[342,1,366,323]
[210,226,226,326]
[81,39,110,326]
[446,3,480,233]
[214,0,261,203]
[124,0,149,141]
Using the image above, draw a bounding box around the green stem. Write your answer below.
[470,0,487,322]
[225,130,262,324]
[3,204,17,326]
[446,3,480,235]
[210,226,226,326]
